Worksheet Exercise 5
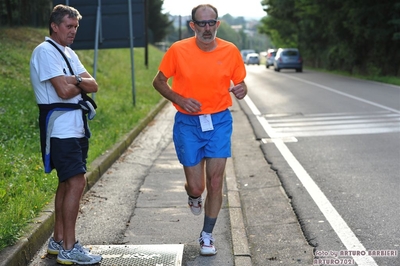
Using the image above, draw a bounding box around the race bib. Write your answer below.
[199,114,214,132]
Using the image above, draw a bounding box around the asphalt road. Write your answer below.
[241,65,400,266]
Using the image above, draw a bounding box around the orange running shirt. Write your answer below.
[159,37,246,114]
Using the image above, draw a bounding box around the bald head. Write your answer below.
[191,4,218,21]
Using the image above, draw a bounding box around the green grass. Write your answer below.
[0,27,163,250]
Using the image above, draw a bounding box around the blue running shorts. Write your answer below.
[50,137,88,182]
[173,109,233,167]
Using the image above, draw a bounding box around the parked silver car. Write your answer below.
[274,48,303,72]
[245,53,260,65]
[241,49,256,62]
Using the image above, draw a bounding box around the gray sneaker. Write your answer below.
[74,241,96,256]
[188,195,203,215]
[57,241,102,265]
[47,237,63,255]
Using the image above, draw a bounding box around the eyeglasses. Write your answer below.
[193,19,218,27]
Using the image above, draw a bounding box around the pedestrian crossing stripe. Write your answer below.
[262,111,400,138]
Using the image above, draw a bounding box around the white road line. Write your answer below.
[268,112,400,123]
[282,74,400,114]
[244,95,378,266]
[269,127,400,138]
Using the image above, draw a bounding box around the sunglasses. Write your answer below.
[193,19,218,27]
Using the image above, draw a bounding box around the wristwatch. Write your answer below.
[75,74,82,86]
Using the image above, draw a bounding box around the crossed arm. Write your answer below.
[50,72,98,99]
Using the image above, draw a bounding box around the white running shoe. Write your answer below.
[199,231,217,256]
[188,195,203,216]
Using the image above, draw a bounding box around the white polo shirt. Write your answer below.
[30,37,87,138]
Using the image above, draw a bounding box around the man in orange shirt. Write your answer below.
[153,4,247,256]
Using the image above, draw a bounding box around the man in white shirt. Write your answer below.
[30,4,101,265]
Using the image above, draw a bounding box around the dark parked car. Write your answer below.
[265,49,276,68]
[274,48,303,72]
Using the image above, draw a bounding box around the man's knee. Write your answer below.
[186,182,205,196]
[65,174,86,190]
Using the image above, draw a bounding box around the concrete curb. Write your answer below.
[226,157,253,266]
[0,99,168,266]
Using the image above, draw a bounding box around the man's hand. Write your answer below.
[153,71,202,113]
[179,97,202,113]
[229,82,247,99]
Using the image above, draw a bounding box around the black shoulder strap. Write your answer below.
[46,39,74,75]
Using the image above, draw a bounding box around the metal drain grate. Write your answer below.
[89,244,183,266]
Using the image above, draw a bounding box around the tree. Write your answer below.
[216,20,242,48]
[258,0,299,48]
[0,0,51,26]
[259,0,400,76]
[147,0,173,44]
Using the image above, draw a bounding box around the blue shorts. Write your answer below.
[50,137,88,182]
[173,109,232,167]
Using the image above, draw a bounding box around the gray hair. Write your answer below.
[49,4,82,35]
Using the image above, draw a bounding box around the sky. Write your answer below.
[162,0,266,20]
